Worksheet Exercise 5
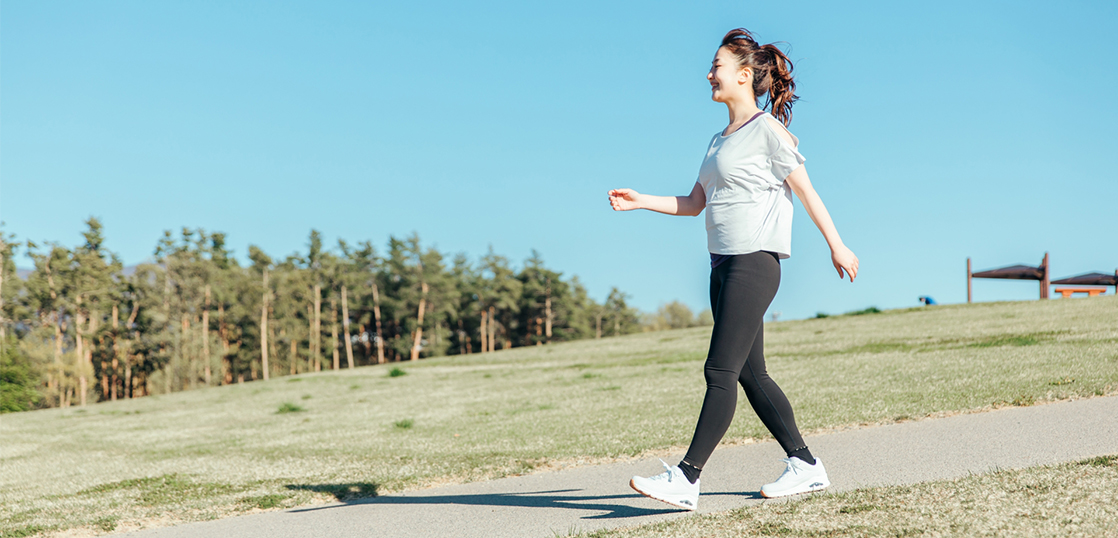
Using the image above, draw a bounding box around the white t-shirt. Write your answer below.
[697,112,805,259]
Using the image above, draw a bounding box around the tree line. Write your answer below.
[0,219,707,412]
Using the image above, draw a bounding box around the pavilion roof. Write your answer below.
[1050,272,1118,286]
[971,264,1044,280]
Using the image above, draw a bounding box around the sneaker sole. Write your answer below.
[629,478,698,511]
[760,480,830,499]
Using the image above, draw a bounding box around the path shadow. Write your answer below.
[284,485,760,520]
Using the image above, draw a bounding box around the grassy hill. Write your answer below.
[2,297,1116,536]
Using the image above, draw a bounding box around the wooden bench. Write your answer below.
[1054,287,1107,298]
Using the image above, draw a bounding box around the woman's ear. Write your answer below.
[739,67,752,85]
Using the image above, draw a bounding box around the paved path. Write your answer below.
[125,396,1118,538]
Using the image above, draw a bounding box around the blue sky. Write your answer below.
[2,0,1116,319]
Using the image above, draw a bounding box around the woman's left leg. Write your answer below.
[738,326,814,464]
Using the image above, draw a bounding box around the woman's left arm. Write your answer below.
[785,166,859,282]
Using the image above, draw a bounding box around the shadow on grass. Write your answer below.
[283,485,759,520]
[285,482,380,501]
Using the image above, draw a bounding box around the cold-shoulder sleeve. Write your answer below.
[765,121,806,181]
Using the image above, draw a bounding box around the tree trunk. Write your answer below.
[488,306,497,353]
[203,285,211,385]
[596,312,602,339]
[457,319,465,355]
[125,303,138,399]
[410,282,428,361]
[331,296,340,370]
[479,308,488,354]
[544,279,552,343]
[100,352,109,400]
[53,318,62,405]
[124,360,132,399]
[306,303,314,371]
[260,271,270,381]
[109,304,120,400]
[312,284,321,372]
[371,283,385,364]
[181,313,191,390]
[44,266,61,405]
[289,338,297,375]
[359,323,370,361]
[0,246,5,339]
[341,286,354,369]
[219,304,231,384]
[75,296,87,405]
[163,266,172,394]
[412,283,429,361]
[101,336,110,400]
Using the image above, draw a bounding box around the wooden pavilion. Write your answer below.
[1050,271,1118,297]
[967,253,1049,303]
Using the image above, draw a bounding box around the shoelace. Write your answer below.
[647,459,675,482]
[779,458,799,478]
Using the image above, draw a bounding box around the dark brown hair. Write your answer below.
[719,28,798,126]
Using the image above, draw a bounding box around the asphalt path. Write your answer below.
[124,395,1118,538]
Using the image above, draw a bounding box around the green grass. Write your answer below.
[1,297,1116,536]
[275,402,305,414]
[577,454,1118,537]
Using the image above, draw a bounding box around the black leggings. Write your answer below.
[682,251,808,469]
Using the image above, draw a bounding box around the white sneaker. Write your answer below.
[629,460,700,511]
[760,457,830,498]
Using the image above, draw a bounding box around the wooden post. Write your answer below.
[1039,252,1049,300]
[966,257,972,304]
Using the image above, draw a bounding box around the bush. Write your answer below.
[643,301,699,332]
[846,306,882,316]
[1,337,43,413]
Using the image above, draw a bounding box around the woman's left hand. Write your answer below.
[832,245,859,282]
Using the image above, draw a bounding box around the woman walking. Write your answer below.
[609,28,858,510]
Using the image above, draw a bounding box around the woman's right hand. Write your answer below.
[608,188,641,211]
[831,244,859,282]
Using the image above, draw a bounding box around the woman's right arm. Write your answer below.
[608,182,706,216]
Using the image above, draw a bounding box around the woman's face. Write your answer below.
[707,47,751,103]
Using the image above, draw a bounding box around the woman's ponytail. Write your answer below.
[760,44,797,127]
[720,29,799,127]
